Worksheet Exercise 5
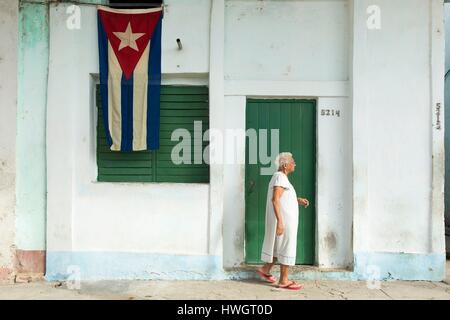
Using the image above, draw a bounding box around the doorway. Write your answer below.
[244,99,316,265]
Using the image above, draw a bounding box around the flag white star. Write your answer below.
[113,22,146,52]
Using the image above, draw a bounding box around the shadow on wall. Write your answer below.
[444,4,450,260]
[445,68,450,261]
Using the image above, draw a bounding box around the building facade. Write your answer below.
[0,0,447,282]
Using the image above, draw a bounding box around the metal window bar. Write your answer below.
[109,1,164,8]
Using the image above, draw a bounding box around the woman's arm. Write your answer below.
[272,186,285,236]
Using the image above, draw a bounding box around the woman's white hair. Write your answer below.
[275,152,294,170]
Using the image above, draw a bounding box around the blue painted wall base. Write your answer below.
[354,252,446,281]
[46,251,226,281]
[46,251,446,281]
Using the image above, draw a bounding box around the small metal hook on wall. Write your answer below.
[176,38,183,50]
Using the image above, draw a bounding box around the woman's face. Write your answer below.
[286,157,296,173]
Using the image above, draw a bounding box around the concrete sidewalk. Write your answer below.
[0,262,449,300]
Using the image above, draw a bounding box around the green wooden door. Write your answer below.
[245,99,316,265]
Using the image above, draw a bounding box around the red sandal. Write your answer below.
[256,269,277,283]
[277,281,304,290]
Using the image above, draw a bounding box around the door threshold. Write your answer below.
[234,264,353,273]
[224,264,357,280]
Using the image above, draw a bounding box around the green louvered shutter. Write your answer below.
[96,85,209,183]
[157,86,209,182]
[96,88,154,182]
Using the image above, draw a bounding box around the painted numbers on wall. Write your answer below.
[321,109,341,118]
[435,103,442,130]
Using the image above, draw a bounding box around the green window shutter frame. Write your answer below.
[96,85,210,183]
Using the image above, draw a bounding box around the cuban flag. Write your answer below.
[97,6,162,151]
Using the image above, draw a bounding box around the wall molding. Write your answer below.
[224,80,349,97]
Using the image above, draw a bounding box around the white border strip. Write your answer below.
[430,0,445,253]
[208,0,225,257]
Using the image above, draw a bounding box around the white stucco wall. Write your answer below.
[163,0,211,74]
[0,0,18,279]
[224,0,349,81]
[47,1,212,255]
[44,0,446,279]
[444,3,450,231]
[47,0,354,270]
[222,0,352,269]
[352,0,445,256]
[316,97,352,267]
[445,4,450,117]
[222,94,353,269]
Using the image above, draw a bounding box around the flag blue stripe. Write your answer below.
[121,74,134,152]
[97,13,112,147]
[147,16,162,150]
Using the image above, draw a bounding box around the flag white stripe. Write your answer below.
[132,42,150,151]
[107,41,122,151]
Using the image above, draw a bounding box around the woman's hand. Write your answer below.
[298,198,310,208]
[276,221,285,236]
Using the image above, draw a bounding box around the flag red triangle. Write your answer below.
[99,8,162,80]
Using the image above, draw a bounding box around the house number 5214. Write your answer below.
[321,109,341,117]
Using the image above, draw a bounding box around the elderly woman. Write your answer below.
[257,152,309,290]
